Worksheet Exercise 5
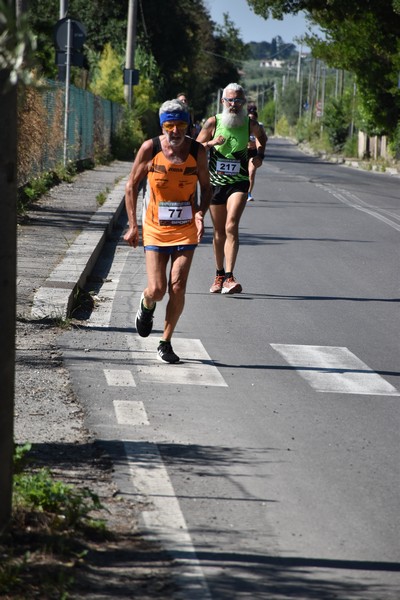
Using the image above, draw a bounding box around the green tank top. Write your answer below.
[209,114,250,186]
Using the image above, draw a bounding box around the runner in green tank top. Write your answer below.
[209,114,250,186]
[197,83,267,294]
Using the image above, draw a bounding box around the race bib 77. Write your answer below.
[158,201,192,226]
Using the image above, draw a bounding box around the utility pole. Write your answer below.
[296,44,302,84]
[60,0,67,18]
[320,63,326,134]
[16,0,27,18]
[216,88,222,114]
[58,0,68,81]
[63,18,72,166]
[350,81,357,138]
[298,69,303,120]
[124,0,138,107]
[0,0,17,533]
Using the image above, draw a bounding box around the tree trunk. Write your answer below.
[0,67,17,532]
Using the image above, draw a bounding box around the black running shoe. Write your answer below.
[135,293,156,337]
[157,341,180,364]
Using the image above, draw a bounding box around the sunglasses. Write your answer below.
[222,97,245,105]
[162,121,188,132]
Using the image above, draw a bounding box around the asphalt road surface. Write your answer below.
[60,139,400,599]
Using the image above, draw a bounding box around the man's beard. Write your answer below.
[220,106,246,128]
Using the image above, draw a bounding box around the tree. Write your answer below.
[0,0,35,532]
[89,43,125,104]
[323,97,350,150]
[246,0,400,135]
[307,7,400,134]
[26,0,250,119]
[248,41,272,59]
[0,0,17,532]
[0,29,16,537]
[281,80,301,126]
[138,1,247,118]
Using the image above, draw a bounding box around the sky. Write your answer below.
[205,0,316,49]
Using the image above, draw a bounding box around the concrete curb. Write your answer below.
[31,177,127,320]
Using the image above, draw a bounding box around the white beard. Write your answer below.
[220,107,246,129]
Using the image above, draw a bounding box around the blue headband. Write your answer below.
[160,111,190,125]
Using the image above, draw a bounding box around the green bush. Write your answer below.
[295,116,309,143]
[13,468,104,530]
[343,134,358,158]
[112,107,146,161]
[275,115,290,137]
[0,445,107,598]
[388,121,400,159]
[323,98,349,151]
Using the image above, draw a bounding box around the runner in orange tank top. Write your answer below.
[124,99,212,363]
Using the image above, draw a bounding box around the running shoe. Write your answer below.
[135,293,156,337]
[157,341,180,364]
[221,276,242,294]
[247,193,254,202]
[210,274,225,293]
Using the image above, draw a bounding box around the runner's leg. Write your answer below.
[162,249,195,341]
[224,191,247,273]
[209,204,227,271]
[248,160,256,195]
[143,250,169,307]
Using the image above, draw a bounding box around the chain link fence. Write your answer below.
[18,79,124,187]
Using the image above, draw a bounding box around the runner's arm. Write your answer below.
[250,120,268,168]
[124,140,153,248]
[196,117,225,148]
[194,143,212,242]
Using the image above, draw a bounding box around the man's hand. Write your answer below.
[123,224,139,248]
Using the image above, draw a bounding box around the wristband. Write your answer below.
[256,153,265,160]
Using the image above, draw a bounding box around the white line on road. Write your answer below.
[316,183,400,232]
[104,368,136,387]
[123,440,212,599]
[113,401,149,426]
[126,335,228,387]
[271,344,400,396]
[87,246,132,328]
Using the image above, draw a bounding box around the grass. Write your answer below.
[0,444,108,599]
[17,163,77,217]
[96,186,110,206]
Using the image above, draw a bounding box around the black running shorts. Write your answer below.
[211,181,249,205]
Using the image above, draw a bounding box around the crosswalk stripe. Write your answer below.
[126,336,228,387]
[271,344,399,396]
[104,368,136,387]
[113,400,149,426]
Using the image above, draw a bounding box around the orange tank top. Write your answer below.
[144,137,200,246]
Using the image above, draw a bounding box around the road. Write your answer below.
[60,139,400,599]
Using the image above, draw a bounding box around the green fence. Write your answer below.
[18,79,124,187]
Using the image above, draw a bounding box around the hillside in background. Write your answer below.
[248,37,297,60]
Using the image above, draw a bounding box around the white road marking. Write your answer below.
[123,440,212,599]
[87,246,132,327]
[271,344,400,396]
[126,336,228,387]
[113,401,149,426]
[104,368,136,387]
[316,183,400,232]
